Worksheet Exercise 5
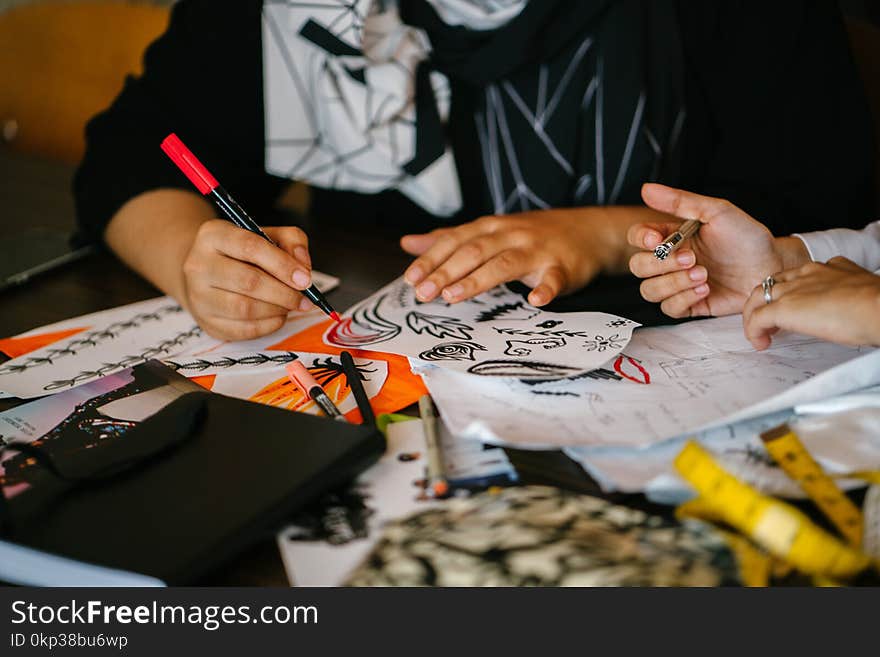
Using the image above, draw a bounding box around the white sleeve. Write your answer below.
[793,220,880,272]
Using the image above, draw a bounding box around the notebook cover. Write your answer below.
[6,394,385,584]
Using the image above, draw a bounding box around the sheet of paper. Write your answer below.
[567,392,880,505]
[417,315,878,449]
[0,298,209,398]
[0,270,340,399]
[323,277,638,378]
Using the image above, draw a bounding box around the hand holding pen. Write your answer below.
[160,134,338,342]
[627,183,799,319]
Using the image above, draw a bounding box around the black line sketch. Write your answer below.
[164,351,299,373]
[503,338,566,357]
[494,327,594,338]
[42,326,203,392]
[326,294,402,347]
[467,360,583,378]
[475,301,539,323]
[606,319,633,328]
[535,320,563,329]
[0,305,185,377]
[584,334,624,353]
[405,311,473,340]
[419,342,487,362]
[531,390,579,397]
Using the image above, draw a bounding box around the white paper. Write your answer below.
[323,277,638,378]
[418,315,877,449]
[567,395,880,505]
[0,298,208,398]
[0,271,340,399]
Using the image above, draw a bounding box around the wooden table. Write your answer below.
[0,149,660,585]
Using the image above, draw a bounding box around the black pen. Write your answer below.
[340,350,376,428]
[161,133,340,322]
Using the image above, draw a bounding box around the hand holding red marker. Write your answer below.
[161,133,340,323]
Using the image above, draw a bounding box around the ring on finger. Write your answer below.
[762,275,776,304]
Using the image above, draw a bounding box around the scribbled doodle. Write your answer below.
[406,311,473,340]
[606,319,633,328]
[494,327,593,339]
[326,294,402,347]
[467,360,583,378]
[475,302,539,323]
[535,320,563,329]
[164,351,299,373]
[41,326,203,391]
[613,355,651,384]
[0,304,186,376]
[419,342,487,362]
[503,338,566,357]
[584,334,624,353]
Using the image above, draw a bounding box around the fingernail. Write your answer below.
[416,280,437,300]
[292,269,310,288]
[677,252,695,267]
[443,284,463,300]
[688,267,706,281]
[299,297,315,311]
[694,284,709,295]
[294,246,311,267]
[405,266,424,285]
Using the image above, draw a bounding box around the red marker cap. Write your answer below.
[160,133,219,195]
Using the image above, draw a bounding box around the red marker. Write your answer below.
[161,133,340,322]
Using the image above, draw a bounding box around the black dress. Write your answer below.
[73,0,876,322]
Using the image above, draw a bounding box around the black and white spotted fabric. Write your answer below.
[345,486,738,586]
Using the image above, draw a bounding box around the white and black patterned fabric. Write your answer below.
[345,486,739,586]
[262,0,686,218]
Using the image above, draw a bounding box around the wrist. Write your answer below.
[775,236,810,270]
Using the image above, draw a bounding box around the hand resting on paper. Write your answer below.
[742,257,880,350]
[627,183,809,318]
[400,206,667,307]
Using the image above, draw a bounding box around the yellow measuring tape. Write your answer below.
[674,430,879,584]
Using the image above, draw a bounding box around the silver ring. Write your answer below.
[762,275,776,304]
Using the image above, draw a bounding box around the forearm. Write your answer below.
[104,189,215,305]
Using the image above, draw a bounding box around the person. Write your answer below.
[74,0,875,340]
[627,183,880,350]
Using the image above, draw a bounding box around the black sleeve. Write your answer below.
[677,0,876,234]
[72,0,287,246]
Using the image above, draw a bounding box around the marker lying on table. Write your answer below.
[286,361,347,422]
[418,394,448,498]
[653,219,701,261]
[160,133,340,322]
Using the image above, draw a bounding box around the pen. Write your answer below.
[418,394,448,498]
[340,351,376,428]
[285,361,347,422]
[160,133,340,322]
[653,219,701,260]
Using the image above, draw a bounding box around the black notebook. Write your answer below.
[1,363,385,584]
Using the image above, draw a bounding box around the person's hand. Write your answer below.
[628,183,808,318]
[181,221,315,341]
[742,257,880,350]
[400,209,604,306]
